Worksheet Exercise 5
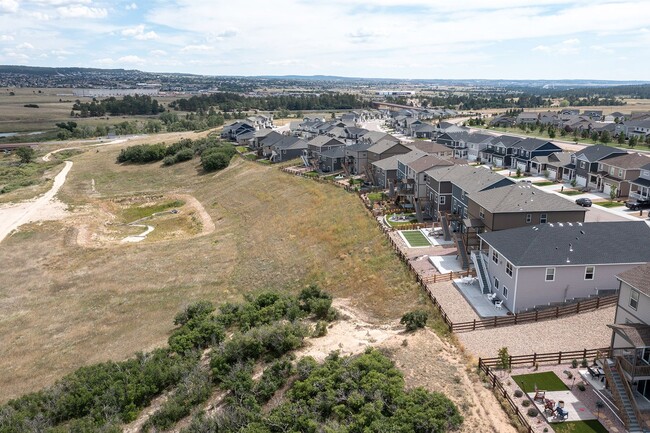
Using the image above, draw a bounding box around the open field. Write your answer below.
[0,137,429,402]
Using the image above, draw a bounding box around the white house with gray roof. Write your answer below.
[478,221,650,313]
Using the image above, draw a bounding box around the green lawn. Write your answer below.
[594,201,624,208]
[551,420,609,433]
[512,372,568,393]
[533,181,555,186]
[400,230,431,248]
[235,146,248,153]
[560,190,583,196]
[367,192,385,201]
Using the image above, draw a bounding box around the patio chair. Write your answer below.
[494,300,503,310]
[587,365,601,379]
[533,389,546,402]
[486,292,497,302]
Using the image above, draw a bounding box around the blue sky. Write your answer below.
[1,0,649,80]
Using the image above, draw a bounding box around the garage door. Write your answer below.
[603,184,611,195]
[548,168,557,180]
[576,175,587,187]
[517,161,527,171]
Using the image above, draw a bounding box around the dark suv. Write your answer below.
[625,198,650,210]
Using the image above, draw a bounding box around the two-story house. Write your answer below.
[596,153,650,197]
[487,135,522,168]
[463,183,586,251]
[516,112,539,125]
[573,145,628,189]
[630,162,650,200]
[307,136,345,161]
[436,131,472,159]
[478,221,650,313]
[543,152,576,182]
[466,133,495,162]
[605,263,650,431]
[511,138,563,173]
[371,150,426,191]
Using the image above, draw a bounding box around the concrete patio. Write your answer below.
[453,278,509,318]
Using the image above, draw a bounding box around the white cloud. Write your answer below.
[0,0,19,13]
[118,55,144,64]
[0,34,14,41]
[533,38,581,55]
[125,2,137,10]
[57,5,107,18]
[181,44,213,52]
[150,49,167,56]
[17,42,35,49]
[121,24,159,40]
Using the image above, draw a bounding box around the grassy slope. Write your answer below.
[0,143,422,402]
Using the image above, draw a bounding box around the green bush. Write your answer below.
[513,390,523,398]
[201,149,230,172]
[117,143,167,163]
[577,382,586,391]
[527,408,538,417]
[400,310,428,331]
[522,399,531,407]
[571,359,578,368]
[313,320,328,337]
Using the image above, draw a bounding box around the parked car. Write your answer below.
[625,198,650,210]
[575,198,592,207]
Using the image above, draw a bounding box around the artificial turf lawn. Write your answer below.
[512,371,569,393]
[401,230,431,247]
[551,420,609,433]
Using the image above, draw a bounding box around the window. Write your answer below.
[540,214,547,224]
[526,214,532,224]
[630,290,639,311]
[598,163,603,171]
[580,161,586,169]
[619,169,624,178]
[506,262,513,277]
[585,266,595,280]
[503,286,508,299]
[492,250,499,264]
[440,196,445,205]
[479,207,485,219]
[494,277,499,289]
[545,268,555,282]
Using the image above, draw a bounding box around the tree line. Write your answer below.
[71,94,166,117]
[169,92,369,113]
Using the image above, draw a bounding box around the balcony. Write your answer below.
[612,348,650,379]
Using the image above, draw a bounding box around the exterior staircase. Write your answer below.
[455,236,470,270]
[605,360,644,433]
[440,214,451,241]
[471,252,491,294]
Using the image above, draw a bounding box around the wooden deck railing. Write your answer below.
[617,356,644,432]
[480,348,611,369]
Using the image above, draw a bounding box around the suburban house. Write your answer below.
[221,121,256,141]
[607,263,650,430]
[516,112,539,125]
[344,141,373,175]
[424,165,513,224]
[359,131,400,146]
[630,162,650,200]
[249,128,275,150]
[245,114,274,129]
[395,155,455,220]
[483,135,522,168]
[466,133,495,162]
[477,221,650,314]
[411,123,437,138]
[583,110,603,121]
[264,136,308,163]
[462,183,586,251]
[596,153,650,198]
[511,138,563,173]
[619,119,650,140]
[543,152,576,182]
[307,136,345,160]
[573,145,628,189]
[434,122,467,138]
[258,131,289,155]
[319,147,345,173]
[436,131,472,158]
[366,140,412,165]
[371,150,426,190]
[489,115,516,128]
[408,141,455,158]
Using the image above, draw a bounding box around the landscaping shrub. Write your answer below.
[581,358,588,368]
[201,149,230,172]
[313,320,328,337]
[527,408,538,417]
[577,382,586,391]
[522,399,531,407]
[571,359,578,368]
[400,310,428,331]
[513,390,523,398]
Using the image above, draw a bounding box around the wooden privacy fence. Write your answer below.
[450,294,618,333]
[477,358,535,433]
[479,347,611,369]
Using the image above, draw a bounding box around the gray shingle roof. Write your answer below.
[600,153,650,170]
[308,135,344,148]
[574,145,627,163]
[514,138,558,151]
[493,135,522,148]
[405,155,454,173]
[479,221,650,267]
[367,140,407,155]
[469,184,585,213]
[617,263,650,296]
[320,147,345,159]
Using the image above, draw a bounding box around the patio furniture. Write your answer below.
[494,300,503,310]
[587,365,603,379]
[533,390,546,402]
[543,398,556,416]
[553,401,569,421]
[486,292,497,302]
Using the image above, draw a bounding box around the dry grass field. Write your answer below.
[0,137,426,402]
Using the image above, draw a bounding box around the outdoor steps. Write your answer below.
[609,366,642,433]
[472,252,490,294]
[440,215,451,241]
[455,236,470,270]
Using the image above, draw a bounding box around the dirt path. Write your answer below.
[0,137,135,244]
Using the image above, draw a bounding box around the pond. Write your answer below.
[0,131,45,138]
